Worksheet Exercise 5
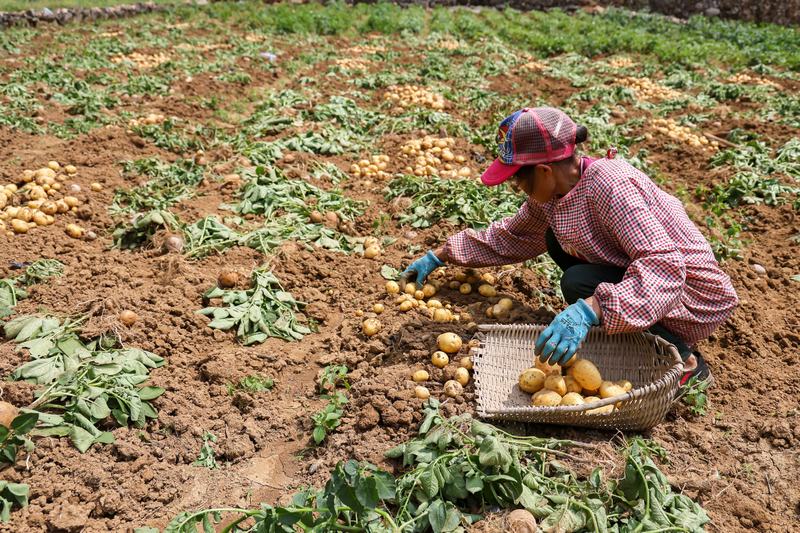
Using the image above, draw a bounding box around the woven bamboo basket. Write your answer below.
[472,324,684,431]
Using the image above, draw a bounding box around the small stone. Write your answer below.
[751,263,766,275]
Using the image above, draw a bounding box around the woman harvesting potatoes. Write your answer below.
[401,107,738,385]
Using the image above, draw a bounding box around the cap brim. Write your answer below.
[480,159,522,186]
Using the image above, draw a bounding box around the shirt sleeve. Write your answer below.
[442,200,548,267]
[590,171,687,334]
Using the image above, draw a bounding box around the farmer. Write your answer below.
[401,107,738,384]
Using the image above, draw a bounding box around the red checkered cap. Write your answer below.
[481,107,578,186]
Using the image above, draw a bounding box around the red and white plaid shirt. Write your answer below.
[443,156,738,346]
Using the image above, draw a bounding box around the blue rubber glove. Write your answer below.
[535,298,599,365]
[400,250,444,288]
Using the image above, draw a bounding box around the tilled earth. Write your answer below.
[0,5,798,532]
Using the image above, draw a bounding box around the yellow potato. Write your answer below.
[564,376,582,394]
[535,358,561,375]
[373,303,385,314]
[427,299,443,309]
[478,284,496,297]
[386,281,400,294]
[616,379,633,392]
[497,297,513,311]
[414,386,430,400]
[571,359,602,391]
[404,283,417,295]
[532,390,562,407]
[443,380,463,397]
[459,283,472,294]
[364,245,381,259]
[431,351,449,368]
[433,308,451,322]
[412,369,430,382]
[362,318,381,336]
[421,283,436,298]
[518,368,546,394]
[600,383,626,399]
[399,300,413,312]
[437,332,462,353]
[458,357,473,370]
[544,375,567,396]
[414,290,425,300]
[560,392,585,406]
[454,367,470,386]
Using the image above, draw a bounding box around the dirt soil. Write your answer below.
[0,9,798,533]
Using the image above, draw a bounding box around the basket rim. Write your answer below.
[474,324,684,415]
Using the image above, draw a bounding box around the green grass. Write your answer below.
[0,0,173,10]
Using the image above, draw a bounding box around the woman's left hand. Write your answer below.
[535,298,599,365]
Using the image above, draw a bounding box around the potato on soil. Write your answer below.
[412,369,429,382]
[421,283,436,297]
[570,359,602,391]
[0,401,19,429]
[414,386,430,400]
[458,356,473,370]
[65,223,84,239]
[478,284,497,297]
[404,283,417,295]
[364,245,381,259]
[437,332,462,353]
[532,389,562,407]
[458,283,472,294]
[560,392,584,406]
[454,367,470,386]
[385,280,400,294]
[432,308,451,322]
[506,509,536,533]
[362,318,381,336]
[518,368,546,393]
[443,380,463,397]
[217,270,239,288]
[431,351,449,368]
[544,375,567,396]
[119,310,138,326]
[399,300,413,312]
[372,303,384,314]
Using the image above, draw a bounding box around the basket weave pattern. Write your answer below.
[472,324,684,431]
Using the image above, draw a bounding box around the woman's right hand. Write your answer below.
[399,250,444,288]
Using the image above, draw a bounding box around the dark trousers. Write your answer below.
[545,228,692,359]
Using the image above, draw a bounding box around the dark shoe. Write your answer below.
[680,351,714,387]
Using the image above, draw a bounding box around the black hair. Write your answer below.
[575,124,588,144]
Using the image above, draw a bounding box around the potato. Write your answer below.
[518,368,546,394]
[414,386,430,400]
[587,403,614,415]
[431,351,449,368]
[65,165,77,175]
[437,332,462,353]
[560,392,585,406]
[458,356,473,370]
[47,160,60,171]
[364,245,381,259]
[492,303,509,320]
[616,379,633,392]
[443,380,463,398]
[571,359,602,391]
[544,375,567,396]
[421,283,436,298]
[564,376,582,394]
[414,290,425,301]
[399,300,413,312]
[32,210,49,226]
[506,509,537,533]
[454,272,467,282]
[535,358,561,376]
[217,270,239,288]
[454,367,470,386]
[412,369,429,382]
[433,308,451,322]
[563,356,578,368]
[119,310,138,326]
[40,200,57,215]
[478,284,497,297]
[481,272,496,285]
[458,283,472,294]
[448,280,461,290]
[16,207,33,222]
[310,210,324,223]
[385,281,400,294]
[0,401,19,429]
[55,199,70,213]
[363,236,379,248]
[497,297,513,311]
[402,282,416,295]
[600,383,626,399]
[427,299,443,309]
[485,306,494,318]
[362,318,381,336]
[64,196,80,208]
[532,389,562,407]
[372,303,384,314]
[583,396,601,404]
[11,219,28,234]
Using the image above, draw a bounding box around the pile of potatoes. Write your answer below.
[411,332,474,400]
[349,154,391,180]
[129,113,166,128]
[619,77,683,101]
[650,119,719,152]
[725,72,782,89]
[335,57,371,70]
[398,136,472,179]
[110,51,170,69]
[0,161,93,238]
[384,85,446,112]
[519,358,633,414]
[606,56,635,69]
